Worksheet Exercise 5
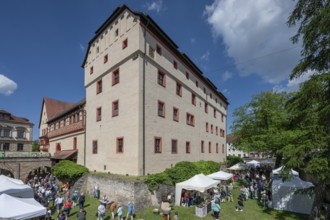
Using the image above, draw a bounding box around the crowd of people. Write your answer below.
[24,170,135,220]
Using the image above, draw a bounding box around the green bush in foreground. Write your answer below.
[52,160,89,182]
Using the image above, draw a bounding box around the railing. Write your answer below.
[48,121,84,138]
[0,151,50,158]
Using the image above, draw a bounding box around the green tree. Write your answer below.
[52,160,89,183]
[226,155,244,167]
[287,1,330,218]
[32,140,40,152]
[287,0,330,79]
[231,91,291,167]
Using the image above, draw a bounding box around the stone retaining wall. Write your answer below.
[75,174,175,211]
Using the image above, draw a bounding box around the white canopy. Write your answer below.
[272,176,314,214]
[246,160,260,166]
[272,166,299,176]
[228,162,247,171]
[0,175,24,184]
[175,174,220,206]
[207,171,233,181]
[0,193,46,219]
[0,176,33,198]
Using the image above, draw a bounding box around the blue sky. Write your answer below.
[0,0,308,140]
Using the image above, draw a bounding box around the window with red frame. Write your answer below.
[104,54,108,63]
[222,144,225,154]
[209,142,212,153]
[186,113,195,126]
[221,113,225,122]
[176,82,182,97]
[117,137,124,153]
[96,107,102,121]
[216,143,219,153]
[92,140,98,154]
[90,66,94,75]
[214,108,217,118]
[158,70,166,87]
[216,126,218,136]
[186,142,190,153]
[158,101,165,117]
[112,100,119,117]
[211,124,213,134]
[205,103,208,113]
[173,107,179,122]
[97,79,102,94]
[122,38,128,49]
[206,122,209,132]
[154,137,162,153]
[201,141,204,153]
[112,69,120,86]
[156,44,162,55]
[171,139,178,154]
[173,60,178,69]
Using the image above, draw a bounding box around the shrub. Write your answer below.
[226,155,244,167]
[194,160,220,175]
[52,160,89,183]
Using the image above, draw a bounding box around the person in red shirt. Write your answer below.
[63,199,72,217]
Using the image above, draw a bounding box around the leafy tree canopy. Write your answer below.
[226,155,244,167]
[32,140,40,152]
[287,0,330,79]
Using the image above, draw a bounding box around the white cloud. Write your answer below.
[222,71,233,82]
[204,0,301,84]
[273,71,313,92]
[200,50,210,61]
[0,74,17,96]
[146,0,163,13]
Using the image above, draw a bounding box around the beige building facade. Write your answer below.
[0,109,33,153]
[82,5,228,176]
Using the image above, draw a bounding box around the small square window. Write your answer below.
[192,93,196,106]
[112,100,119,117]
[186,142,191,154]
[17,143,23,151]
[117,137,124,153]
[112,68,120,86]
[171,139,178,154]
[176,82,182,97]
[122,38,128,49]
[104,54,108,63]
[173,107,179,122]
[156,44,162,55]
[96,107,102,121]
[186,113,195,126]
[155,137,162,153]
[97,79,102,94]
[158,70,166,87]
[173,60,178,69]
[158,101,165,117]
[93,140,98,154]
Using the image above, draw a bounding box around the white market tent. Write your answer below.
[207,171,233,181]
[246,160,260,167]
[272,166,299,176]
[175,174,220,206]
[272,176,314,214]
[228,162,247,171]
[0,193,46,219]
[0,176,33,198]
[0,175,24,184]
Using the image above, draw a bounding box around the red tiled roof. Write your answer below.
[0,109,33,125]
[52,149,77,160]
[43,97,76,121]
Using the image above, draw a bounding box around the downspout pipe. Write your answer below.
[142,18,150,176]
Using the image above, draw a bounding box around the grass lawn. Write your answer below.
[50,187,309,220]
